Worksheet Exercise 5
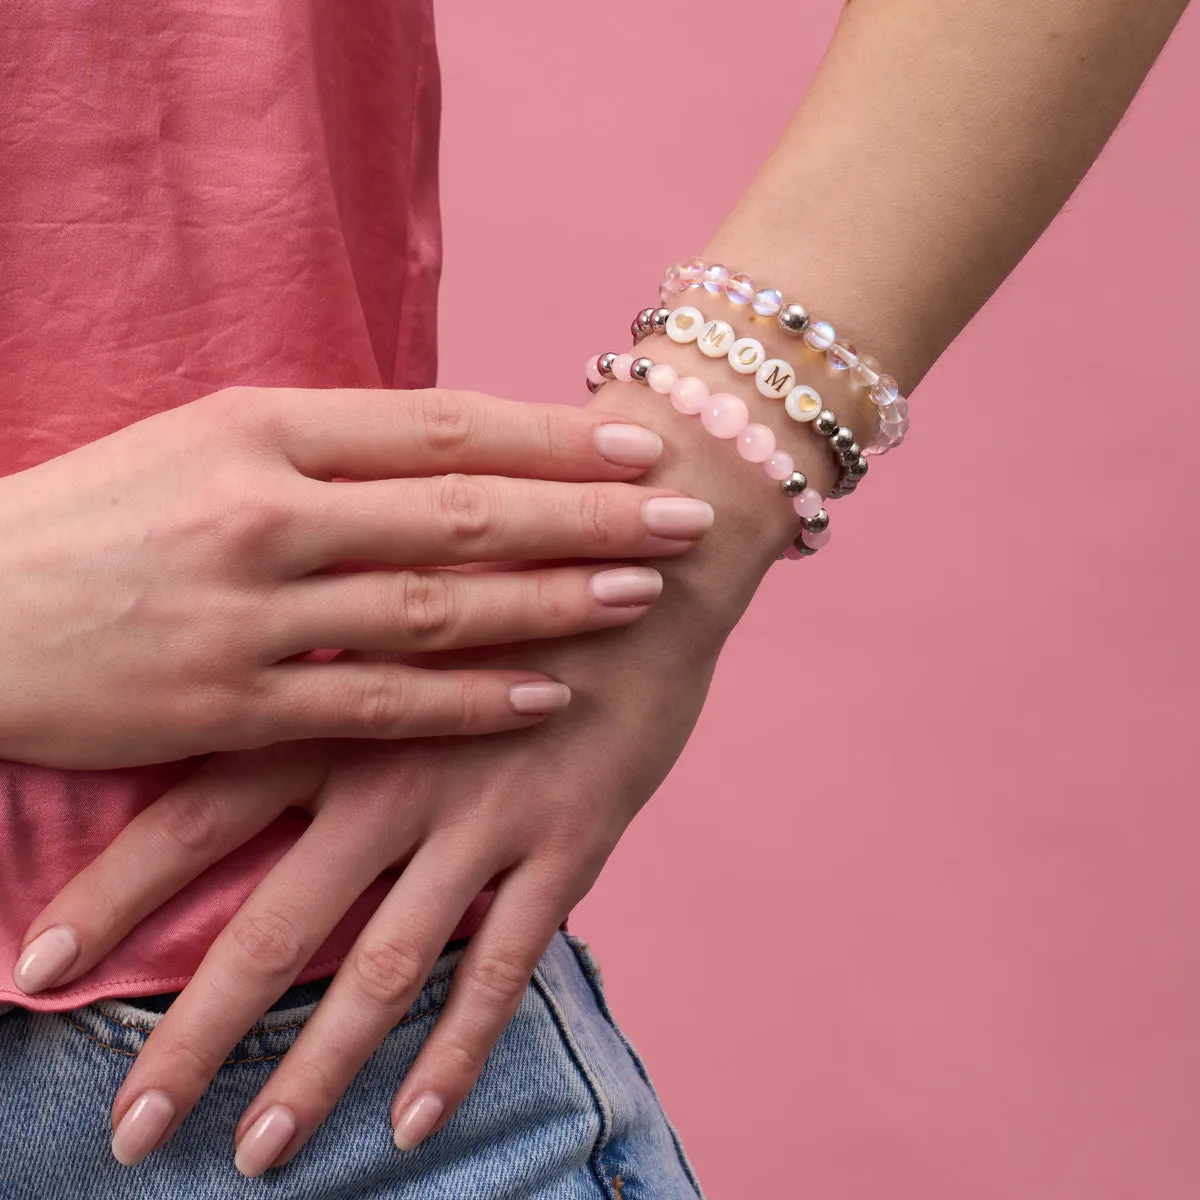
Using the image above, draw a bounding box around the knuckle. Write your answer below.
[576,485,612,548]
[351,675,408,735]
[157,1034,219,1084]
[438,1036,485,1081]
[395,570,456,642]
[156,788,224,855]
[461,952,529,1012]
[437,474,493,544]
[231,909,305,980]
[417,389,473,457]
[534,570,573,624]
[451,674,485,733]
[349,941,426,1008]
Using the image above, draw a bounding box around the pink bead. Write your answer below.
[646,363,678,394]
[670,375,709,415]
[783,544,804,561]
[800,526,831,550]
[792,487,823,519]
[585,356,603,386]
[612,354,635,383]
[765,451,795,480]
[737,423,776,463]
[701,393,749,439]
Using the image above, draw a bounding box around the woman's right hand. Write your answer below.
[0,385,713,770]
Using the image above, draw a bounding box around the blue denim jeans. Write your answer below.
[0,933,703,1198]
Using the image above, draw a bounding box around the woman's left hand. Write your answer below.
[15,622,722,1176]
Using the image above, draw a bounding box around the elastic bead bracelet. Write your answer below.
[585,351,831,559]
[656,260,911,455]
[629,307,869,500]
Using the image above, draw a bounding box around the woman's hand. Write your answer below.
[0,384,713,769]
[14,616,721,1176]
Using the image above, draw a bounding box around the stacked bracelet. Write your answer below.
[629,306,868,500]
[656,259,911,455]
[586,351,831,558]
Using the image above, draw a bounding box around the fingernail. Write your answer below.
[394,1093,444,1152]
[593,423,663,467]
[589,566,663,606]
[13,925,79,995]
[112,1090,176,1167]
[641,497,714,540]
[235,1105,297,1178]
[509,681,572,715]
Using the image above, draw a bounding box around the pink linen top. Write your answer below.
[0,0,463,1011]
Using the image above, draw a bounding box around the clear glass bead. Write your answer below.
[852,352,880,388]
[827,340,858,371]
[869,374,900,407]
[803,320,835,352]
[702,264,731,294]
[679,257,706,285]
[726,272,755,305]
[751,288,782,317]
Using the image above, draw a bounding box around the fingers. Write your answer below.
[252,663,574,746]
[231,844,491,1177]
[12,748,320,997]
[287,474,714,574]
[266,564,665,658]
[257,386,666,482]
[109,807,387,1167]
[388,868,569,1151]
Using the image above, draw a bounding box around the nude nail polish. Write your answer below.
[589,566,664,606]
[13,925,78,995]
[111,1090,176,1167]
[641,497,715,539]
[509,681,572,714]
[593,423,664,467]
[393,1093,444,1151]
[235,1105,297,1178]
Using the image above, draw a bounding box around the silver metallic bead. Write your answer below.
[781,471,808,497]
[832,427,855,451]
[777,304,810,335]
[846,456,869,480]
[651,307,671,331]
[586,378,602,395]
[815,410,838,436]
[631,357,653,382]
[838,443,861,466]
[791,539,817,556]
[637,307,655,329]
[597,353,618,379]
[802,509,830,534]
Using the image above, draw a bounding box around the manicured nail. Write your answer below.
[235,1105,297,1178]
[111,1090,176,1167]
[394,1093,444,1151]
[593,423,663,467]
[641,497,714,539]
[509,681,572,714]
[589,566,663,606]
[13,925,79,995]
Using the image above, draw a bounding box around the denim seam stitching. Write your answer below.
[530,962,617,1200]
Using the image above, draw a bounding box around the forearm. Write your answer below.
[587,0,1188,632]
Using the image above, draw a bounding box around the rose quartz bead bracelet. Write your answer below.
[631,305,868,500]
[656,257,911,456]
[585,351,830,559]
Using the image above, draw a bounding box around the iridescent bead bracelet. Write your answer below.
[657,259,911,455]
[586,351,830,559]
[629,306,868,500]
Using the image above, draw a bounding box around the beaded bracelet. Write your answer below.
[657,259,911,455]
[629,306,868,500]
[586,351,831,558]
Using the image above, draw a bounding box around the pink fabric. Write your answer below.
[0,0,459,1010]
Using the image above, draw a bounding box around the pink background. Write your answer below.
[435,3,1200,1196]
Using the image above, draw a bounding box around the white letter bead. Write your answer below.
[665,306,704,344]
[784,384,823,423]
[697,319,736,358]
[755,358,795,398]
[728,337,765,374]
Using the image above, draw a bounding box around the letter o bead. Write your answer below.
[727,337,766,375]
[665,306,704,344]
[784,385,823,423]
